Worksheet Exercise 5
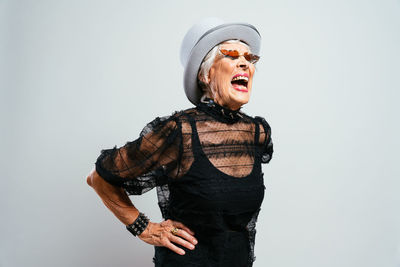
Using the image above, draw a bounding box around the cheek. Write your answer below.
[211,63,233,86]
[248,68,256,86]
[249,66,255,77]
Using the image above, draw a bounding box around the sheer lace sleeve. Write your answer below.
[255,116,273,164]
[95,113,182,195]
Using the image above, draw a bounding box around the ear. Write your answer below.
[198,72,210,85]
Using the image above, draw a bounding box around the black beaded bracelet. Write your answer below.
[126,212,150,237]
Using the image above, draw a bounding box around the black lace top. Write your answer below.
[95,101,273,267]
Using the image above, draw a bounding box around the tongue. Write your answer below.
[231,81,247,90]
[232,84,247,91]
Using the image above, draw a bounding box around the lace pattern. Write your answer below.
[95,102,273,265]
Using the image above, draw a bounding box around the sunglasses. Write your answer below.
[219,49,260,64]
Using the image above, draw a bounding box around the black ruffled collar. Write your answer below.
[196,99,244,124]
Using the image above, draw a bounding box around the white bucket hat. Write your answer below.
[180,17,261,105]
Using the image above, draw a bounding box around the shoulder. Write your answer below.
[253,116,272,133]
[239,111,272,132]
[251,115,273,163]
[255,116,272,143]
[140,107,197,135]
[242,113,272,145]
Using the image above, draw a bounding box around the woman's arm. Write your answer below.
[86,168,198,255]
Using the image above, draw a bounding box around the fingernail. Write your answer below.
[181,250,185,255]
[190,244,194,249]
[193,239,198,245]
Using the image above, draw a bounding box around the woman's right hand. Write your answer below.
[138,219,198,255]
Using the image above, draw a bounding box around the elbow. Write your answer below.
[87,168,99,188]
[87,168,110,192]
[87,175,93,187]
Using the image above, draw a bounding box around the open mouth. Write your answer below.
[231,75,249,91]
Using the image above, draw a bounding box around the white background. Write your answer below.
[1,0,399,266]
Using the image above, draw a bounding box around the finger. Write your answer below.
[172,221,195,235]
[164,240,185,255]
[169,234,195,250]
[172,228,198,245]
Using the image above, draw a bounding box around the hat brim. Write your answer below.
[183,23,261,106]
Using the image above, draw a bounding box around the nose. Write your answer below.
[237,56,249,69]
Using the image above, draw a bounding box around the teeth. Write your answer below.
[232,76,249,82]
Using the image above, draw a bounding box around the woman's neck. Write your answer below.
[206,97,242,111]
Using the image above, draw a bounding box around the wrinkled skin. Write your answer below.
[200,42,256,110]
[87,42,257,256]
[87,168,197,255]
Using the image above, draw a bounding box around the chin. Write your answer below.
[229,96,249,109]
[230,91,250,107]
[238,98,249,106]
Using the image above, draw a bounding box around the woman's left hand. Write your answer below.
[138,219,198,255]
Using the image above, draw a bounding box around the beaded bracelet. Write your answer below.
[126,212,150,236]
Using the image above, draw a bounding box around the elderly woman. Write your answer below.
[87,18,273,267]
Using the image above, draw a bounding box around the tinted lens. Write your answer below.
[243,53,251,61]
[220,49,259,63]
[228,50,240,58]
[244,54,260,63]
[220,49,239,58]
